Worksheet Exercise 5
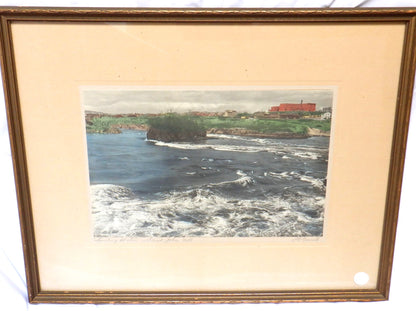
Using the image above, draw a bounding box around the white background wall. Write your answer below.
[0,1,415,310]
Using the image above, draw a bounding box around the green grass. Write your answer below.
[194,117,331,134]
[86,116,148,133]
[86,114,331,135]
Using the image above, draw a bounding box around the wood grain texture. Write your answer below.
[0,15,41,303]
[30,289,387,304]
[0,7,415,22]
[376,14,416,300]
[0,7,415,304]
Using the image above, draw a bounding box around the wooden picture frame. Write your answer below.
[1,7,415,304]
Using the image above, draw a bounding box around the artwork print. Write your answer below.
[83,87,334,238]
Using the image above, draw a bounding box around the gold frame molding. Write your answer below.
[1,7,415,304]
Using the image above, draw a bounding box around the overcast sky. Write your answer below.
[82,88,334,114]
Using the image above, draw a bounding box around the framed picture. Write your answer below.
[1,7,415,304]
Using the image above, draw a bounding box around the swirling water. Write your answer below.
[86,130,329,238]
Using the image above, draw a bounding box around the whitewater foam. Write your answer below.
[90,183,324,238]
[210,170,255,188]
[150,136,325,161]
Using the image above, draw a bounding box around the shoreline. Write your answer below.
[88,124,329,139]
[207,128,310,139]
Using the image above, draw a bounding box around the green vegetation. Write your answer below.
[147,113,204,134]
[86,116,147,133]
[86,113,331,135]
[195,117,331,134]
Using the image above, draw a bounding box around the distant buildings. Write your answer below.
[262,102,333,120]
[189,111,219,117]
[223,110,238,118]
[253,111,267,118]
[321,107,332,113]
[269,102,316,112]
[321,112,332,120]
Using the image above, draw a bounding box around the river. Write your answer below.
[86,130,330,238]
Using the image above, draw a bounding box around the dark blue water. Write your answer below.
[86,130,329,238]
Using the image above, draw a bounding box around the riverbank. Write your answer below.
[89,124,328,139]
[307,127,330,137]
[207,128,311,139]
[86,123,148,134]
[85,114,331,138]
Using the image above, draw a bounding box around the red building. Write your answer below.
[269,103,316,112]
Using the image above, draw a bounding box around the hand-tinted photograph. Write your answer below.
[83,87,334,239]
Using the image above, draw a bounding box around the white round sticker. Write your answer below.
[354,272,370,285]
